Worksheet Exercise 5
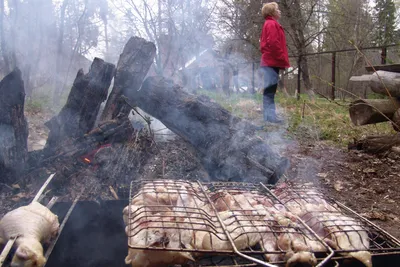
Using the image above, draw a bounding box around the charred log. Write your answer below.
[100,36,156,121]
[0,68,28,182]
[126,76,289,184]
[44,58,115,155]
[349,99,400,126]
[30,115,134,170]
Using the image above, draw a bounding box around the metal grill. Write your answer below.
[271,182,400,265]
[126,180,335,267]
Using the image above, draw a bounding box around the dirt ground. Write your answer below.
[1,109,399,243]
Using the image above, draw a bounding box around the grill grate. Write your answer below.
[125,180,400,266]
[126,180,335,266]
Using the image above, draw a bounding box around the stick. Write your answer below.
[32,173,56,203]
[109,186,119,200]
[0,237,17,267]
[44,189,83,262]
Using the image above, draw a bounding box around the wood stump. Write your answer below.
[100,36,156,121]
[0,68,29,182]
[45,58,115,155]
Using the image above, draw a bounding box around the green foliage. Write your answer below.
[374,0,398,46]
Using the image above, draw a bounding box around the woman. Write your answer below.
[260,2,290,123]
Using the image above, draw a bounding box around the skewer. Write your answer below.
[46,196,59,210]
[32,173,56,203]
[0,236,17,267]
[44,188,84,263]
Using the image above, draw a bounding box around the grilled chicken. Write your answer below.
[0,202,60,267]
[124,184,205,267]
[273,185,372,267]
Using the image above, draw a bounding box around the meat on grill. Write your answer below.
[273,185,372,267]
[123,183,203,267]
[0,202,60,267]
[212,191,323,266]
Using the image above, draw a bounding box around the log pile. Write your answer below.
[349,66,400,153]
[0,36,289,186]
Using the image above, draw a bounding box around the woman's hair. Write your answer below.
[262,2,278,19]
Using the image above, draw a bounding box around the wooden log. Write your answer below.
[393,108,400,132]
[126,76,289,184]
[44,58,115,155]
[349,99,400,126]
[369,71,400,97]
[348,134,400,154]
[366,64,400,73]
[0,68,29,183]
[100,36,156,121]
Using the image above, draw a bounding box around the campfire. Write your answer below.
[1,36,400,267]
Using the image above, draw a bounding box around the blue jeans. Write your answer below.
[260,67,280,121]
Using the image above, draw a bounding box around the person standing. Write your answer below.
[260,2,290,123]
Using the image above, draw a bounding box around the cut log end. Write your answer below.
[349,99,400,126]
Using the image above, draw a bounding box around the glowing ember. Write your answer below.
[83,158,91,164]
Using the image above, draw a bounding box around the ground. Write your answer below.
[0,99,399,243]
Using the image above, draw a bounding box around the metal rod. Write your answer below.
[0,236,17,267]
[46,196,59,210]
[331,52,336,100]
[32,173,56,203]
[196,181,277,267]
[335,201,400,247]
[381,47,387,65]
[44,189,83,262]
[297,56,301,100]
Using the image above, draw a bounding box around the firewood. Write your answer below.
[349,99,400,126]
[348,134,400,154]
[125,76,289,184]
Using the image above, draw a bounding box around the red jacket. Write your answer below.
[260,16,290,69]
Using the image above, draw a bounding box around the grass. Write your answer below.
[198,90,396,147]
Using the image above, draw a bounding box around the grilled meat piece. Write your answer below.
[0,202,60,267]
[273,185,372,267]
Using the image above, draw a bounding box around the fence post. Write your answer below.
[252,62,255,94]
[297,55,302,100]
[331,52,336,101]
[381,47,387,65]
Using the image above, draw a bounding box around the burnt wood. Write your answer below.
[126,76,289,184]
[100,36,156,121]
[0,68,29,182]
[44,58,115,155]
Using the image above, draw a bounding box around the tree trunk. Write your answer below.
[53,0,69,107]
[100,36,156,121]
[0,68,29,183]
[127,76,289,184]
[280,0,315,100]
[45,58,115,155]
[349,99,400,126]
